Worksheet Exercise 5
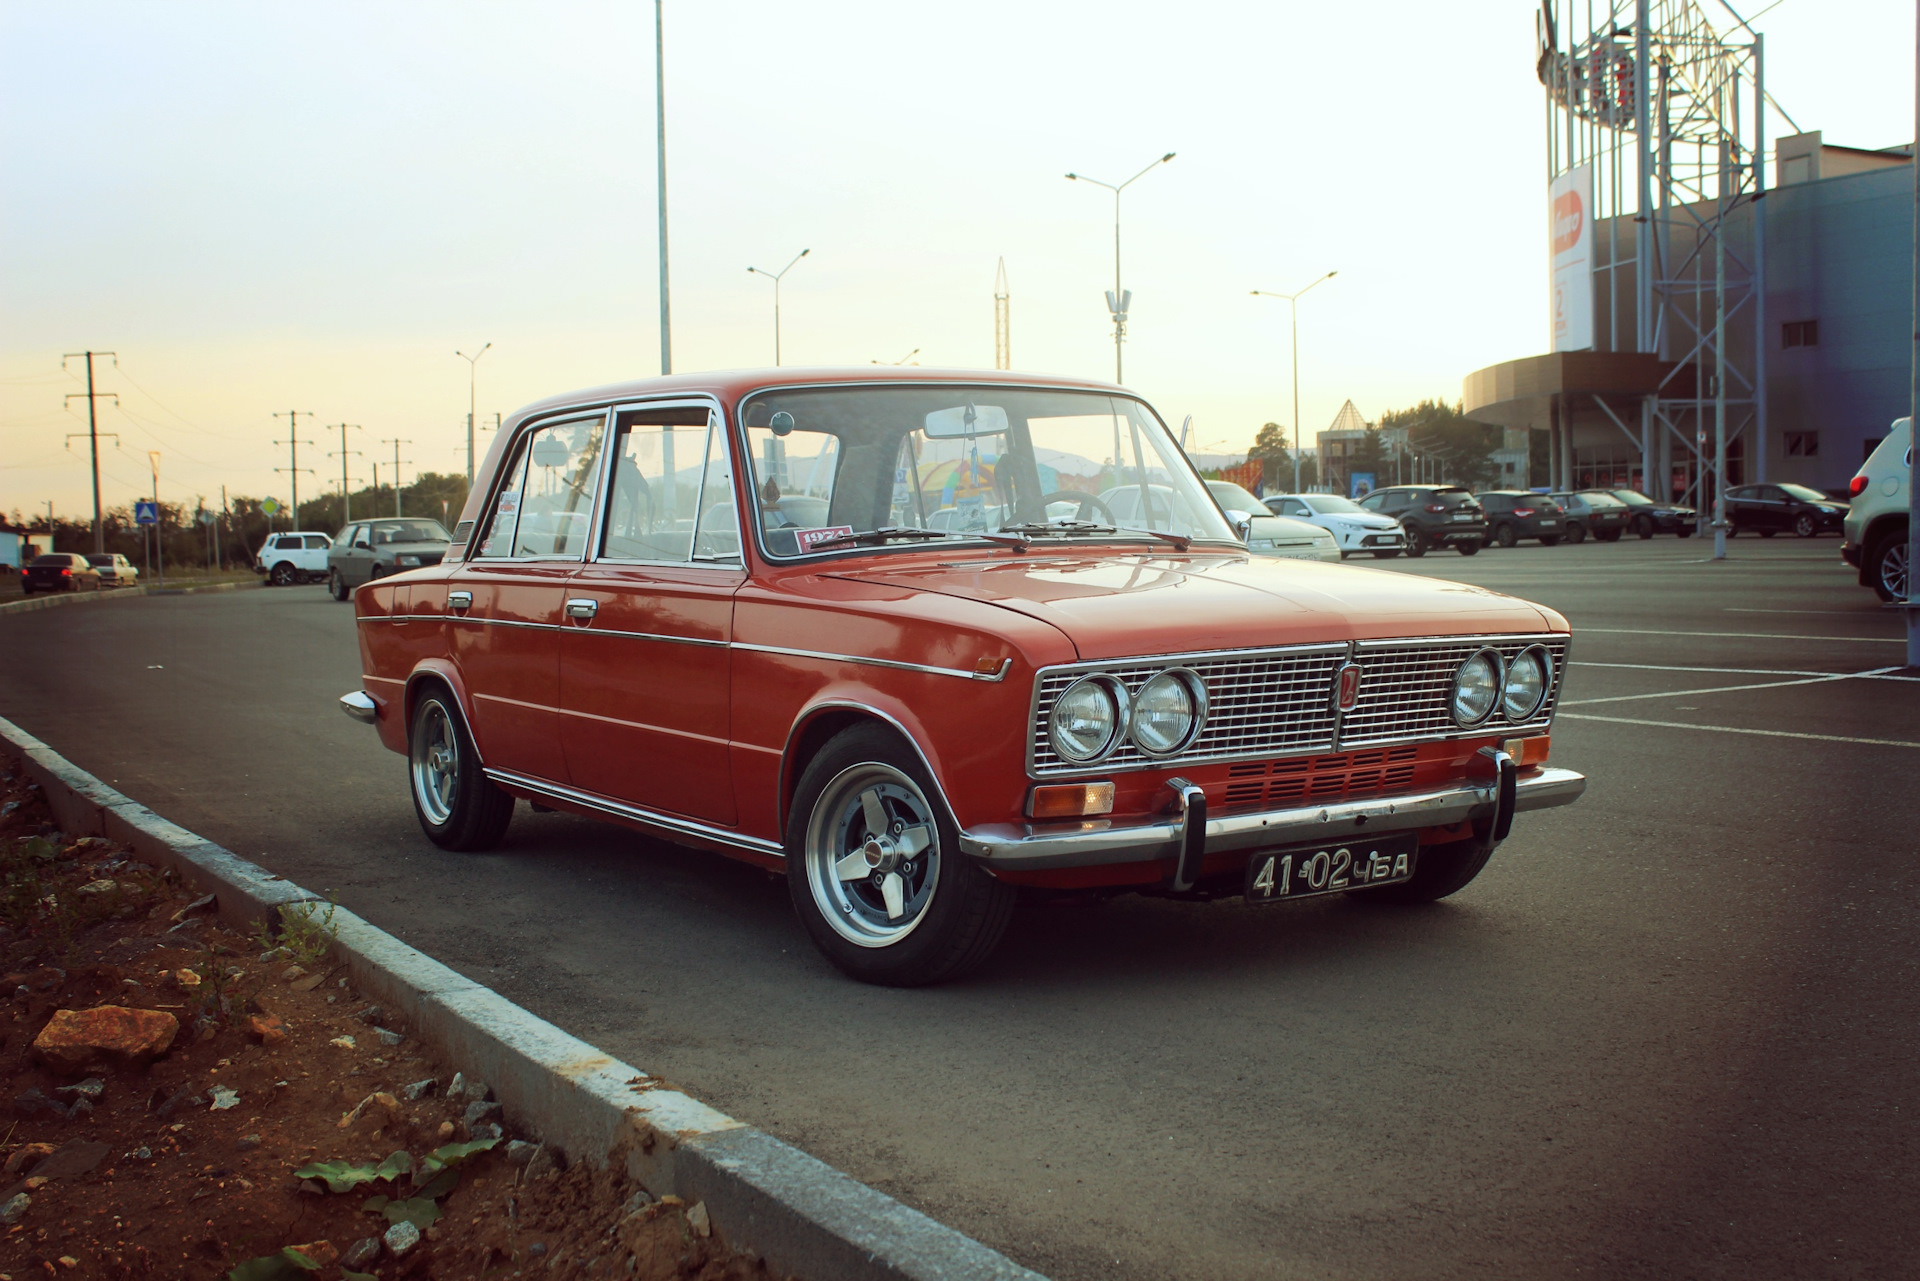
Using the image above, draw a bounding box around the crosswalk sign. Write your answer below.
[134,500,159,526]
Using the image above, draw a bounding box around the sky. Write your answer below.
[1,0,1913,520]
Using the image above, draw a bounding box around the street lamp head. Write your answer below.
[1161,152,1176,163]
[799,248,810,258]
[1065,172,1077,180]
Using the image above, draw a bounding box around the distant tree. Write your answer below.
[1379,399,1500,488]
[1249,422,1292,489]
[1350,425,1387,477]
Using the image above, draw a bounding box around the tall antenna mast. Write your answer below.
[994,258,1011,370]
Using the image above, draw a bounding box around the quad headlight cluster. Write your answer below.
[1450,645,1553,728]
[1047,668,1208,764]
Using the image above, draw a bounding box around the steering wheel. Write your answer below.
[1036,490,1118,524]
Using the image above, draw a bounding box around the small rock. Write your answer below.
[286,1240,338,1268]
[75,878,117,895]
[14,1087,60,1117]
[279,965,308,983]
[292,972,328,993]
[329,1035,356,1050]
[506,1140,538,1165]
[463,1099,501,1126]
[375,1027,404,1048]
[342,1237,381,1268]
[687,1201,711,1238]
[355,1004,385,1025]
[131,1146,151,1160]
[209,1085,239,1111]
[165,917,205,935]
[528,1242,547,1257]
[448,1071,467,1098]
[524,1143,562,1181]
[620,1188,655,1217]
[435,1121,455,1140]
[153,1084,203,1119]
[170,892,216,920]
[248,1014,286,1045]
[171,969,202,990]
[470,1121,503,1143]
[54,1078,104,1102]
[33,1006,179,1071]
[235,1134,261,1152]
[298,1178,326,1196]
[401,1078,436,1101]
[257,946,291,963]
[25,1139,109,1180]
[3,1143,55,1175]
[384,1220,421,1255]
[63,1097,93,1121]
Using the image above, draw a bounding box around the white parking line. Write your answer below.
[1724,608,1866,616]
[1562,673,1863,706]
[1580,627,1905,644]
[1556,712,1920,749]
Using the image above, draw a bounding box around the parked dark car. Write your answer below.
[1355,485,1487,557]
[1548,491,1630,542]
[1476,491,1567,547]
[1724,483,1845,538]
[1584,489,1696,538]
[21,553,103,594]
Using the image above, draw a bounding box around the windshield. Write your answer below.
[1300,494,1365,514]
[1779,483,1829,503]
[1608,490,1655,505]
[1205,481,1265,513]
[739,385,1234,557]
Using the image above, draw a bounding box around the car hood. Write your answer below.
[1245,514,1326,545]
[1321,511,1402,529]
[825,551,1561,660]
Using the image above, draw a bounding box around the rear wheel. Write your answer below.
[1635,515,1655,539]
[269,561,296,586]
[1565,521,1587,544]
[1354,830,1495,904]
[328,568,350,601]
[1794,513,1817,538]
[787,725,1015,986]
[1456,540,1481,556]
[1402,526,1428,558]
[409,689,514,851]
[1493,522,1518,548]
[1370,549,1401,560]
[1868,529,1909,603]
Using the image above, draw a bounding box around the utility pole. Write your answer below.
[218,485,228,572]
[456,344,491,484]
[146,451,163,586]
[327,423,362,523]
[61,351,119,554]
[273,411,316,531]
[655,0,672,376]
[994,258,1011,370]
[382,438,413,516]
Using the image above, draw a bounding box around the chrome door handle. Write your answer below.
[448,591,472,610]
[564,598,599,620]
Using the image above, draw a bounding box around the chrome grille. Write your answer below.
[1028,634,1568,777]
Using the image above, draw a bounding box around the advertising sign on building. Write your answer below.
[1549,163,1594,352]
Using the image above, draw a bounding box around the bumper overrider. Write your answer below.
[959,762,1586,880]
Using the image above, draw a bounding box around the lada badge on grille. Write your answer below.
[1332,662,1363,713]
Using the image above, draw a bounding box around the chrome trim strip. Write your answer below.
[561,625,728,648]
[957,766,1587,871]
[736,641,1011,682]
[774,699,966,838]
[339,690,378,725]
[482,767,783,858]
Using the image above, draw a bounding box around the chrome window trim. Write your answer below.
[466,406,615,565]
[589,396,744,571]
[1026,632,1570,779]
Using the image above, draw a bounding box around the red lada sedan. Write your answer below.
[341,370,1585,985]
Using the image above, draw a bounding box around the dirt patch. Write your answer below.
[0,752,793,1280]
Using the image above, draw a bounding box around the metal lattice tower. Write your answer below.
[994,258,1011,370]
[1540,0,1786,510]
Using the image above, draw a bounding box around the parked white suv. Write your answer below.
[254,531,332,586]
[1843,418,1912,601]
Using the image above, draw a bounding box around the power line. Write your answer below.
[61,351,119,553]
[380,437,413,517]
[327,422,362,522]
[272,410,316,531]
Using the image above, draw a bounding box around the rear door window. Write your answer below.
[477,412,607,559]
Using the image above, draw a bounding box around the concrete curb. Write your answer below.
[0,713,1046,1281]
[0,578,262,617]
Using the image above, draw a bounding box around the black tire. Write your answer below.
[19,585,31,596]
[1538,536,1561,547]
[1370,549,1402,560]
[409,688,514,851]
[786,724,1015,986]
[1635,515,1655,539]
[1354,830,1496,904]
[328,568,350,602]
[1760,530,1776,539]
[1597,529,1622,543]
[269,561,296,586]
[1493,522,1518,548]
[1724,523,1737,538]
[1456,540,1482,556]
[1565,521,1587,544]
[1677,525,1695,538]
[1794,513,1817,538]
[1402,526,1428,558]
[1868,529,1909,603]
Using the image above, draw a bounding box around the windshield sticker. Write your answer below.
[794,525,856,552]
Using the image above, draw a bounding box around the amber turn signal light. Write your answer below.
[1027,782,1116,820]
[1500,735,1549,767]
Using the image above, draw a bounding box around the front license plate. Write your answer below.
[1245,832,1419,903]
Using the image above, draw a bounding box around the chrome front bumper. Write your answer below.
[958,766,1587,873]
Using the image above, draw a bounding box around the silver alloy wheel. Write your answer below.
[804,762,940,948]
[411,699,460,826]
[1880,537,1910,600]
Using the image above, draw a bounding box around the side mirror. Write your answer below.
[1225,510,1253,540]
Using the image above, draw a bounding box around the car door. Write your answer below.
[559,401,744,825]
[1755,485,1791,533]
[450,409,608,786]
[1725,486,1757,530]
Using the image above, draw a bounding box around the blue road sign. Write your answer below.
[134,500,159,526]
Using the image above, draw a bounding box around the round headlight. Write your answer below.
[1502,645,1552,721]
[1049,675,1126,763]
[1450,649,1502,726]
[1130,668,1205,756]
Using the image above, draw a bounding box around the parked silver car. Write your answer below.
[327,518,451,600]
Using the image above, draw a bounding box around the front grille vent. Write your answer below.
[1219,745,1420,809]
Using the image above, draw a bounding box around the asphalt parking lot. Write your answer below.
[1,537,1913,1280]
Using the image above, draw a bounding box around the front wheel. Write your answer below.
[787,725,1014,986]
[1370,549,1402,560]
[1492,522,1518,548]
[1794,514,1817,538]
[1402,527,1428,558]
[409,689,514,851]
[269,561,296,586]
[1565,521,1587,544]
[328,568,350,601]
[1869,530,1909,603]
[1456,540,1482,556]
[1635,515,1655,539]
[1677,525,1695,538]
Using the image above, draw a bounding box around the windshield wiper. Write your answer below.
[998,521,1192,551]
[808,527,955,550]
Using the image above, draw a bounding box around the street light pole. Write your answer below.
[456,343,491,484]
[1252,272,1337,492]
[748,249,810,366]
[655,0,672,376]
[1067,153,1176,384]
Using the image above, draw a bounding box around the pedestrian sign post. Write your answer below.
[134,501,158,526]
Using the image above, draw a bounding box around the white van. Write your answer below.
[254,531,332,585]
[1843,418,1912,601]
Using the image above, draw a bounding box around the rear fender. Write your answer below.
[399,660,478,762]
